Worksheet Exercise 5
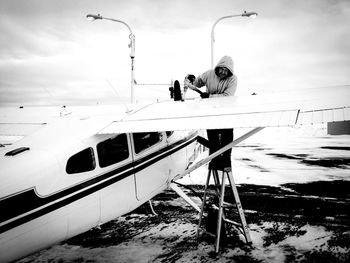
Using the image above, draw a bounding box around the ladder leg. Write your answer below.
[212,169,220,185]
[227,171,252,244]
[212,170,221,196]
[197,169,211,239]
[215,170,226,253]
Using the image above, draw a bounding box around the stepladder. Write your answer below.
[197,167,252,253]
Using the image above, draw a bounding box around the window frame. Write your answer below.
[132,132,163,155]
[66,147,96,174]
[96,133,130,168]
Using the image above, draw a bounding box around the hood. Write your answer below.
[214,56,234,77]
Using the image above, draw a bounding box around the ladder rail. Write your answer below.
[227,171,252,244]
[215,170,226,253]
[197,168,252,252]
[197,169,212,239]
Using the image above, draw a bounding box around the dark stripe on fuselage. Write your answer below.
[0,133,198,234]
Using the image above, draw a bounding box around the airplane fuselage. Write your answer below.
[0,115,199,262]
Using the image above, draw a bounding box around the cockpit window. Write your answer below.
[66,147,95,174]
[97,134,129,168]
[133,132,162,154]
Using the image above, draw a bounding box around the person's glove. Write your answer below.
[200,92,210,99]
[184,78,192,88]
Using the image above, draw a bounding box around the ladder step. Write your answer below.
[222,217,241,228]
[198,229,216,238]
[222,201,235,208]
[212,202,235,210]
[203,207,240,226]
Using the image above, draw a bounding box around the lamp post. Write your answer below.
[87,14,136,104]
[211,11,257,68]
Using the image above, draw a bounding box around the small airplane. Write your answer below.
[0,84,349,262]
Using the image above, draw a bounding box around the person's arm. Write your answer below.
[193,71,211,98]
[184,72,208,97]
[193,71,209,88]
[185,82,204,95]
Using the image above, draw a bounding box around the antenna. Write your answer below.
[105,79,131,113]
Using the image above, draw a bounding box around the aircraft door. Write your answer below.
[166,131,188,177]
[96,134,137,223]
[132,132,169,201]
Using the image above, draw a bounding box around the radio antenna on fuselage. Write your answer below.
[105,79,131,113]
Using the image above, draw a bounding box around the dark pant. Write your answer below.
[207,129,234,170]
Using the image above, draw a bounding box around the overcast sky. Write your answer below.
[0,0,349,106]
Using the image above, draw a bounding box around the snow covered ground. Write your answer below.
[180,125,350,186]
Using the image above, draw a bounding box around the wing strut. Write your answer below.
[174,127,265,181]
[169,183,201,212]
[169,127,264,213]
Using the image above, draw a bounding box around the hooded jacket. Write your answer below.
[194,56,237,96]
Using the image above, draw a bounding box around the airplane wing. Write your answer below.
[1,86,349,138]
[0,105,126,145]
[0,107,55,145]
[98,85,350,134]
[0,106,68,137]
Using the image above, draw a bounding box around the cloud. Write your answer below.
[0,0,349,105]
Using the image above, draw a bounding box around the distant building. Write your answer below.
[327,121,350,135]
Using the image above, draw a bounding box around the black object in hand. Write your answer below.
[186,74,196,84]
[200,92,210,99]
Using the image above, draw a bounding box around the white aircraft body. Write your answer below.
[0,85,349,262]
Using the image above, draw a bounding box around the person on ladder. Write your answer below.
[184,57,251,252]
[184,55,237,169]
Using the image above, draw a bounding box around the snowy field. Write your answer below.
[17,125,350,262]
[181,125,350,186]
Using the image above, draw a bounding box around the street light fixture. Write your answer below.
[211,11,258,68]
[86,13,136,104]
[86,14,102,21]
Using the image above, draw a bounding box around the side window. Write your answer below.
[97,134,129,168]
[133,132,162,154]
[66,147,95,174]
